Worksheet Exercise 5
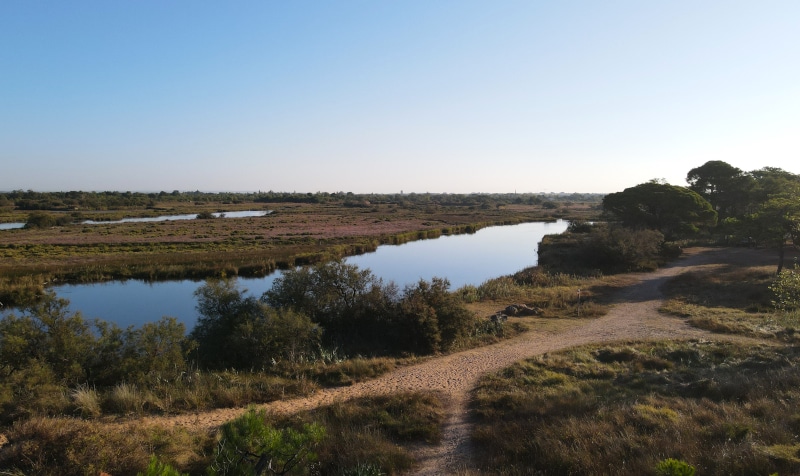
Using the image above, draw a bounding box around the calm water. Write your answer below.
[0,223,25,230]
[80,209,271,224]
[0,210,270,230]
[9,220,568,329]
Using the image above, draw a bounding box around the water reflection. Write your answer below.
[8,220,567,330]
[0,210,271,230]
[81,210,271,224]
[345,220,567,289]
[0,223,25,230]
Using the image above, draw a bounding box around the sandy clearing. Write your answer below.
[123,247,777,474]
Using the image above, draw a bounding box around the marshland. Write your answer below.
[2,167,800,476]
[0,191,597,308]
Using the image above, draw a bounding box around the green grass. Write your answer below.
[470,340,800,475]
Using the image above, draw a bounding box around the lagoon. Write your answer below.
[22,220,568,329]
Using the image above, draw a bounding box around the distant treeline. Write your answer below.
[0,189,603,211]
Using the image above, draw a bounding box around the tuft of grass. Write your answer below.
[70,384,101,418]
[104,382,144,415]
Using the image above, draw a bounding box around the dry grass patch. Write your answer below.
[661,258,800,342]
[470,341,800,475]
[1,391,446,475]
[0,416,210,476]
[460,266,621,323]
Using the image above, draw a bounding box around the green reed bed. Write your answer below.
[471,341,800,476]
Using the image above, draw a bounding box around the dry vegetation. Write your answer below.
[2,251,795,474]
[4,193,797,475]
[468,246,800,476]
[660,247,800,342]
[0,247,613,475]
[470,341,800,476]
[1,392,446,476]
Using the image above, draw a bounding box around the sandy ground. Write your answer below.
[112,246,778,474]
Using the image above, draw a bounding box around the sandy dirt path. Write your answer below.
[133,247,776,474]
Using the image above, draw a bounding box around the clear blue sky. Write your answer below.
[2,1,798,194]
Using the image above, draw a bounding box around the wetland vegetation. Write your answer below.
[1,162,800,475]
[0,191,600,307]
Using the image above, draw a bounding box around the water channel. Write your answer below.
[0,210,270,230]
[80,209,271,224]
[11,220,569,330]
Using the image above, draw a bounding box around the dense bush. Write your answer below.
[0,293,189,421]
[195,210,216,219]
[190,279,319,369]
[539,222,668,274]
[90,317,188,386]
[263,261,477,356]
[0,294,96,385]
[24,211,72,228]
[396,278,477,353]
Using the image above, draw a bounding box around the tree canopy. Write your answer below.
[602,182,717,240]
[686,160,753,219]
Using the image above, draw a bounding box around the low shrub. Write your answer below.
[208,408,324,476]
[771,264,800,311]
[661,257,799,341]
[656,458,696,476]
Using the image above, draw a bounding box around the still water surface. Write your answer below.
[0,210,270,230]
[0,223,25,230]
[80,210,270,224]
[37,220,569,329]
